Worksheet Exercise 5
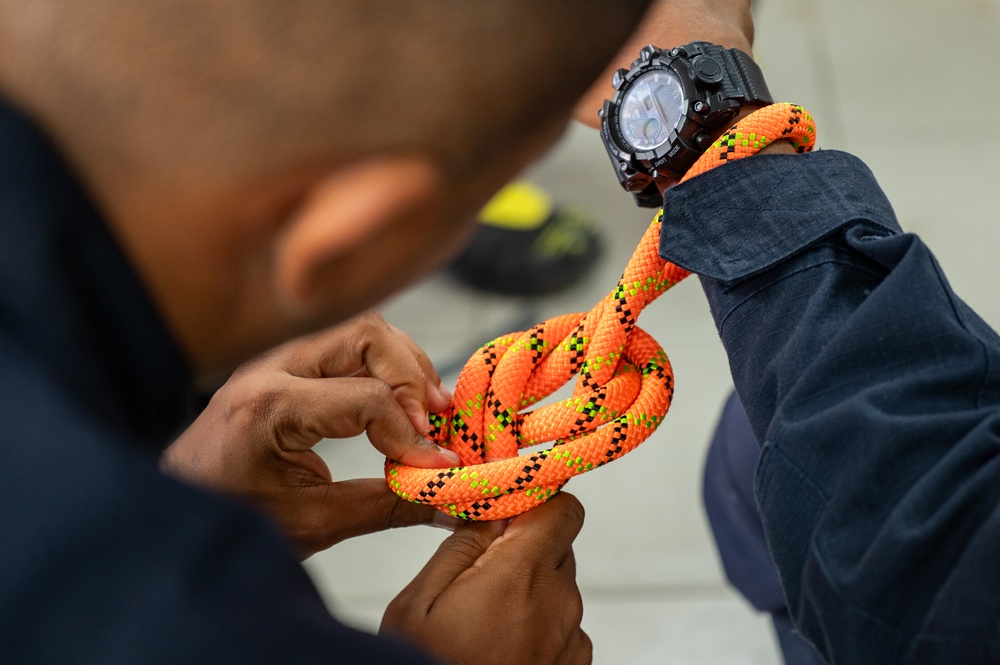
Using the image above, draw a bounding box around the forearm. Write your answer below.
[663,150,1000,662]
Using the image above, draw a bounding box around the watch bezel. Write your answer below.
[614,68,686,153]
[602,55,699,176]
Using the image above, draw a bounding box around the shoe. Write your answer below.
[447,181,602,296]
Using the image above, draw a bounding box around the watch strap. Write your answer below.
[717,46,773,106]
[630,180,666,209]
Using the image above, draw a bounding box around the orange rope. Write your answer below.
[386,103,816,520]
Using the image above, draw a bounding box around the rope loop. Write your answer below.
[386,103,816,520]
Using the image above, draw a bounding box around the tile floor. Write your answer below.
[304,1,1000,662]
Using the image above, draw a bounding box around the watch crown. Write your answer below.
[692,55,725,86]
[612,68,629,89]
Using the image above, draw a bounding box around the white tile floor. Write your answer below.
[304,1,1000,662]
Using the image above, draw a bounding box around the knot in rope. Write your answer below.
[386,103,816,520]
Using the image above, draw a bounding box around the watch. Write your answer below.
[599,41,773,207]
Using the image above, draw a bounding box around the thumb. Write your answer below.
[393,519,509,613]
[306,479,455,550]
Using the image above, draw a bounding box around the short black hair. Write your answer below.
[0,0,650,184]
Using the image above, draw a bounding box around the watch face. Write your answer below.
[619,69,684,151]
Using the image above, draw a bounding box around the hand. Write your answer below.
[381,493,591,665]
[574,0,755,128]
[161,311,460,558]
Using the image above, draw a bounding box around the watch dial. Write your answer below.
[619,70,683,151]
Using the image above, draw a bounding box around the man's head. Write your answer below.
[0,0,650,379]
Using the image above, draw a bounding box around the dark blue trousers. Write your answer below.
[703,391,827,665]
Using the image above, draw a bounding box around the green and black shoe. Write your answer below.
[447,181,603,296]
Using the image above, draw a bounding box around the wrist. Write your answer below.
[600,40,775,206]
[757,140,799,156]
[705,106,801,157]
[677,103,816,187]
[576,0,755,127]
[650,106,775,194]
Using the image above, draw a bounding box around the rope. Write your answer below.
[386,103,816,520]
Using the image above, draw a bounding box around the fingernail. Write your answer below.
[431,512,460,531]
[438,447,460,466]
[437,381,453,403]
[421,411,431,435]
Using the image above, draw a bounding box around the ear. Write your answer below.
[275,154,443,313]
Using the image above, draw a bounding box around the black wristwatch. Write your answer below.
[599,41,773,207]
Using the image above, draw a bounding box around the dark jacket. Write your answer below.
[0,101,436,664]
[663,151,1000,663]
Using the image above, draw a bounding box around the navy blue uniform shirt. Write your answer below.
[662,151,1000,664]
[0,101,439,663]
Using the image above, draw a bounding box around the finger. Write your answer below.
[396,519,509,612]
[562,629,593,665]
[271,311,395,377]
[302,479,452,549]
[387,323,452,414]
[559,546,577,577]
[266,374,459,467]
[483,492,585,569]
[276,312,435,435]
[551,571,586,661]
[358,321,438,434]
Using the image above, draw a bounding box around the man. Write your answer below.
[0,0,766,661]
[637,23,1000,665]
[577,3,1000,662]
[0,1,659,663]
[667,132,1000,662]
[21,0,986,663]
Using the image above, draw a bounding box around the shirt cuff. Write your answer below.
[658,150,903,282]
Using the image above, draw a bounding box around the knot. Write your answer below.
[385,213,687,520]
[385,102,817,520]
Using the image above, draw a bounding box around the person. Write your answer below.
[666,139,1000,664]
[17,0,983,663]
[0,1,660,663]
[640,34,1000,665]
[573,3,1000,663]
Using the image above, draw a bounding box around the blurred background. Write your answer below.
[304,1,1000,662]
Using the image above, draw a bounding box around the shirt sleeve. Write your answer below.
[660,150,1000,664]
